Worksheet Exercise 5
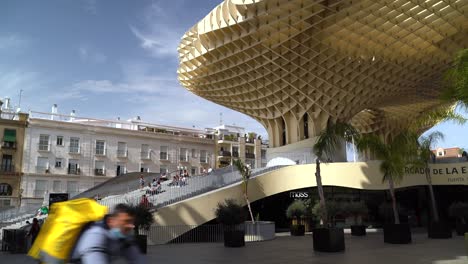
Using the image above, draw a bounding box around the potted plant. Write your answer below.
[346,201,368,236]
[133,204,154,254]
[312,120,357,252]
[356,132,415,244]
[449,202,468,236]
[215,199,246,247]
[311,200,345,252]
[286,200,307,236]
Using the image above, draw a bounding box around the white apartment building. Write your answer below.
[206,125,268,169]
[21,110,216,207]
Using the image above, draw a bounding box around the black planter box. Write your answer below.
[290,225,305,236]
[455,222,468,236]
[223,230,245,247]
[135,235,147,254]
[428,222,452,239]
[351,225,366,236]
[313,228,345,252]
[383,224,411,244]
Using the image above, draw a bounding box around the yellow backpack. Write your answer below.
[28,198,108,263]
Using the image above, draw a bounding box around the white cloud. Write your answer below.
[78,46,107,63]
[130,26,181,57]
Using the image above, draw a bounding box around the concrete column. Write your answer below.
[284,112,299,145]
[254,138,262,168]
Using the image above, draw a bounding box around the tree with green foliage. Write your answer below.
[356,131,417,224]
[313,120,358,226]
[443,49,468,107]
[233,159,255,224]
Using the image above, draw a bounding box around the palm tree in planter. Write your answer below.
[346,201,369,236]
[215,199,247,247]
[132,204,155,254]
[312,120,358,252]
[311,200,346,252]
[233,159,255,224]
[286,200,307,236]
[356,131,416,244]
[412,131,453,239]
[449,202,468,236]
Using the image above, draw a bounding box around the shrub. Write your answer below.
[311,200,344,226]
[286,200,307,219]
[449,202,468,222]
[215,199,246,225]
[345,201,368,225]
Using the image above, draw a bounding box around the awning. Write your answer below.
[3,129,16,142]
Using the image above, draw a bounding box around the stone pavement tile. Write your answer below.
[2,233,467,264]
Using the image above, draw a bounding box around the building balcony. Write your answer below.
[38,143,51,152]
[1,141,16,150]
[200,157,208,163]
[0,165,15,174]
[36,166,50,174]
[218,151,231,157]
[94,168,106,176]
[69,147,81,155]
[232,151,239,157]
[68,167,80,175]
[117,149,128,158]
[246,153,255,159]
[141,151,151,160]
[246,138,255,144]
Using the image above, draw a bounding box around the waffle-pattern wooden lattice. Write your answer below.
[178,0,468,147]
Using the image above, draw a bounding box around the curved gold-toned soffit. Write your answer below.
[178,0,468,147]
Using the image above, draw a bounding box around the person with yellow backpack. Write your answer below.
[28,199,146,264]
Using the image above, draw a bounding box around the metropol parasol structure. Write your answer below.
[178,0,467,161]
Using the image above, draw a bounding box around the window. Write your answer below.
[56,136,64,146]
[55,158,62,168]
[179,148,188,161]
[3,129,16,148]
[261,149,267,159]
[0,183,12,196]
[160,166,167,175]
[117,142,127,157]
[39,134,50,151]
[232,147,239,157]
[66,181,78,197]
[116,163,126,176]
[191,149,197,158]
[68,159,80,175]
[140,164,149,173]
[95,140,106,155]
[191,167,197,176]
[37,157,49,173]
[438,152,443,156]
[1,155,13,172]
[141,144,150,159]
[200,150,207,163]
[95,161,105,176]
[35,180,48,197]
[160,146,168,160]
[0,199,11,207]
[69,137,80,153]
[52,180,61,192]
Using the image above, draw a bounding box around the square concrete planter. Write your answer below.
[456,222,468,236]
[350,225,366,236]
[313,227,345,252]
[383,223,411,244]
[428,222,452,239]
[223,229,245,247]
[290,225,305,236]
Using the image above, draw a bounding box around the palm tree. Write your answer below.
[356,132,417,224]
[414,131,444,223]
[443,49,468,107]
[313,120,358,226]
[233,159,255,224]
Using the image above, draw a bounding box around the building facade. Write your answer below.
[21,111,216,207]
[0,108,28,209]
[177,0,467,165]
[206,125,267,169]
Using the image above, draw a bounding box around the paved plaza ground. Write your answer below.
[2,232,467,263]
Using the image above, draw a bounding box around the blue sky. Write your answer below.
[1,0,466,150]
